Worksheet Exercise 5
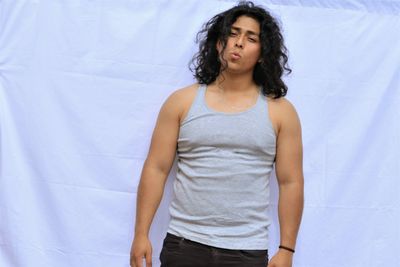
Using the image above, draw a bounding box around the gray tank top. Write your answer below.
[167,84,276,249]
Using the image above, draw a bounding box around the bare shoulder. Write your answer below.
[164,83,200,123]
[268,97,297,114]
[169,83,199,101]
[267,96,301,134]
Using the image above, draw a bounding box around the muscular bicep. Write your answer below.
[274,101,304,185]
[145,93,181,176]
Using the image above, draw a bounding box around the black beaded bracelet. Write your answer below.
[279,245,295,253]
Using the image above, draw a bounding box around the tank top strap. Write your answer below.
[181,84,208,125]
[254,88,268,113]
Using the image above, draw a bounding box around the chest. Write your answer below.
[178,113,276,154]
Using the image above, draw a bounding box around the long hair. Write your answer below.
[190,1,291,98]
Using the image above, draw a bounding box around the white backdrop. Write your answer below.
[1,0,399,266]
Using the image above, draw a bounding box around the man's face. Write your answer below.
[217,15,262,74]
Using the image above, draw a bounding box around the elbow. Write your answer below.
[278,173,304,187]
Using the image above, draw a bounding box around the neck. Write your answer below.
[215,71,256,93]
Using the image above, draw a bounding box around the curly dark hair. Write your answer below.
[190,1,291,98]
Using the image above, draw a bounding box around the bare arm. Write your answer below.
[269,99,304,267]
[130,90,183,267]
[134,94,180,237]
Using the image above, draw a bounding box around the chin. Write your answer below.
[225,65,252,74]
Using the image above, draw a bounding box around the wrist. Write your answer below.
[279,245,295,253]
[134,223,150,237]
[134,230,149,239]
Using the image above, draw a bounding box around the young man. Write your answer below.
[131,2,304,267]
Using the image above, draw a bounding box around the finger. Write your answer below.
[129,256,135,267]
[145,252,152,267]
[134,256,143,267]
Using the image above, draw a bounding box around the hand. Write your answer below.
[130,234,153,267]
[267,249,293,267]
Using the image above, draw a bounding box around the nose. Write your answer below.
[235,35,244,48]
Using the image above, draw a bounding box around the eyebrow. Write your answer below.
[231,26,260,37]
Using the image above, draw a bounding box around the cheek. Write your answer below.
[247,47,261,62]
[224,37,239,51]
[253,45,262,57]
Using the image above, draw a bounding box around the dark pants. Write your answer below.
[160,233,269,267]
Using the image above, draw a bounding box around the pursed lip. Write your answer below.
[231,51,242,59]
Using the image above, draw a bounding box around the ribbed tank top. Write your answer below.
[167,84,276,249]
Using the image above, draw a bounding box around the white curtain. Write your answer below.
[0,0,399,266]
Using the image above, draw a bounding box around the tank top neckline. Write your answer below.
[200,84,262,116]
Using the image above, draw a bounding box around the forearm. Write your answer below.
[277,180,304,249]
[134,163,169,237]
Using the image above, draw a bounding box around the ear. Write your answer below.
[216,40,222,53]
